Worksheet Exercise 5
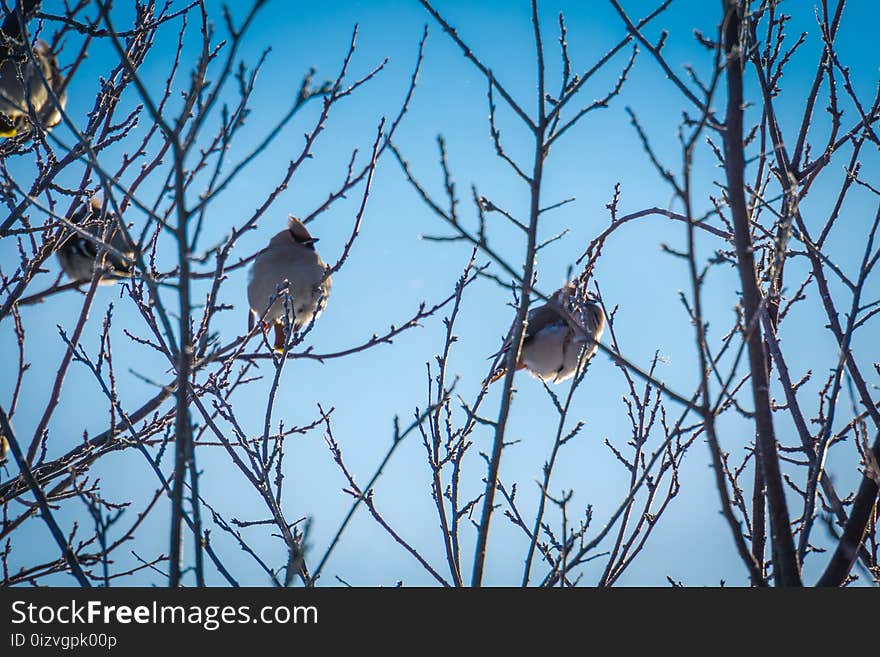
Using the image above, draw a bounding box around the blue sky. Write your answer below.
[2,0,878,586]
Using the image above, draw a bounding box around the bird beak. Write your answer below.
[309,238,320,244]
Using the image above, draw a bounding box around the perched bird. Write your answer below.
[0,2,67,138]
[57,197,135,284]
[247,216,332,352]
[0,432,7,465]
[487,283,605,385]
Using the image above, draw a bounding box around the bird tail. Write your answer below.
[482,361,525,388]
[483,367,507,388]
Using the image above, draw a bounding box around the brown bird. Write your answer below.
[56,197,135,284]
[0,3,67,138]
[487,283,605,385]
[247,216,332,352]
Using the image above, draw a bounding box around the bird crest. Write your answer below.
[287,215,317,247]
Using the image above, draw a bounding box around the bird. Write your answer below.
[247,216,332,352]
[56,197,135,284]
[486,283,605,385]
[0,2,67,138]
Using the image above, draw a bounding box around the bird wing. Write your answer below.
[34,40,66,129]
[522,302,565,344]
[60,203,134,275]
[486,300,564,362]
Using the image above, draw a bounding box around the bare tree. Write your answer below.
[0,0,446,587]
[1,0,877,588]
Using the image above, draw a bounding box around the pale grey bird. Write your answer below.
[487,283,605,385]
[0,3,66,138]
[247,216,332,352]
[57,197,135,284]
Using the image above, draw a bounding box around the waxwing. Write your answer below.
[0,3,67,138]
[247,216,331,351]
[487,283,605,385]
[57,197,135,284]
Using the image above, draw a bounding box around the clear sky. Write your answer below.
[2,0,878,586]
